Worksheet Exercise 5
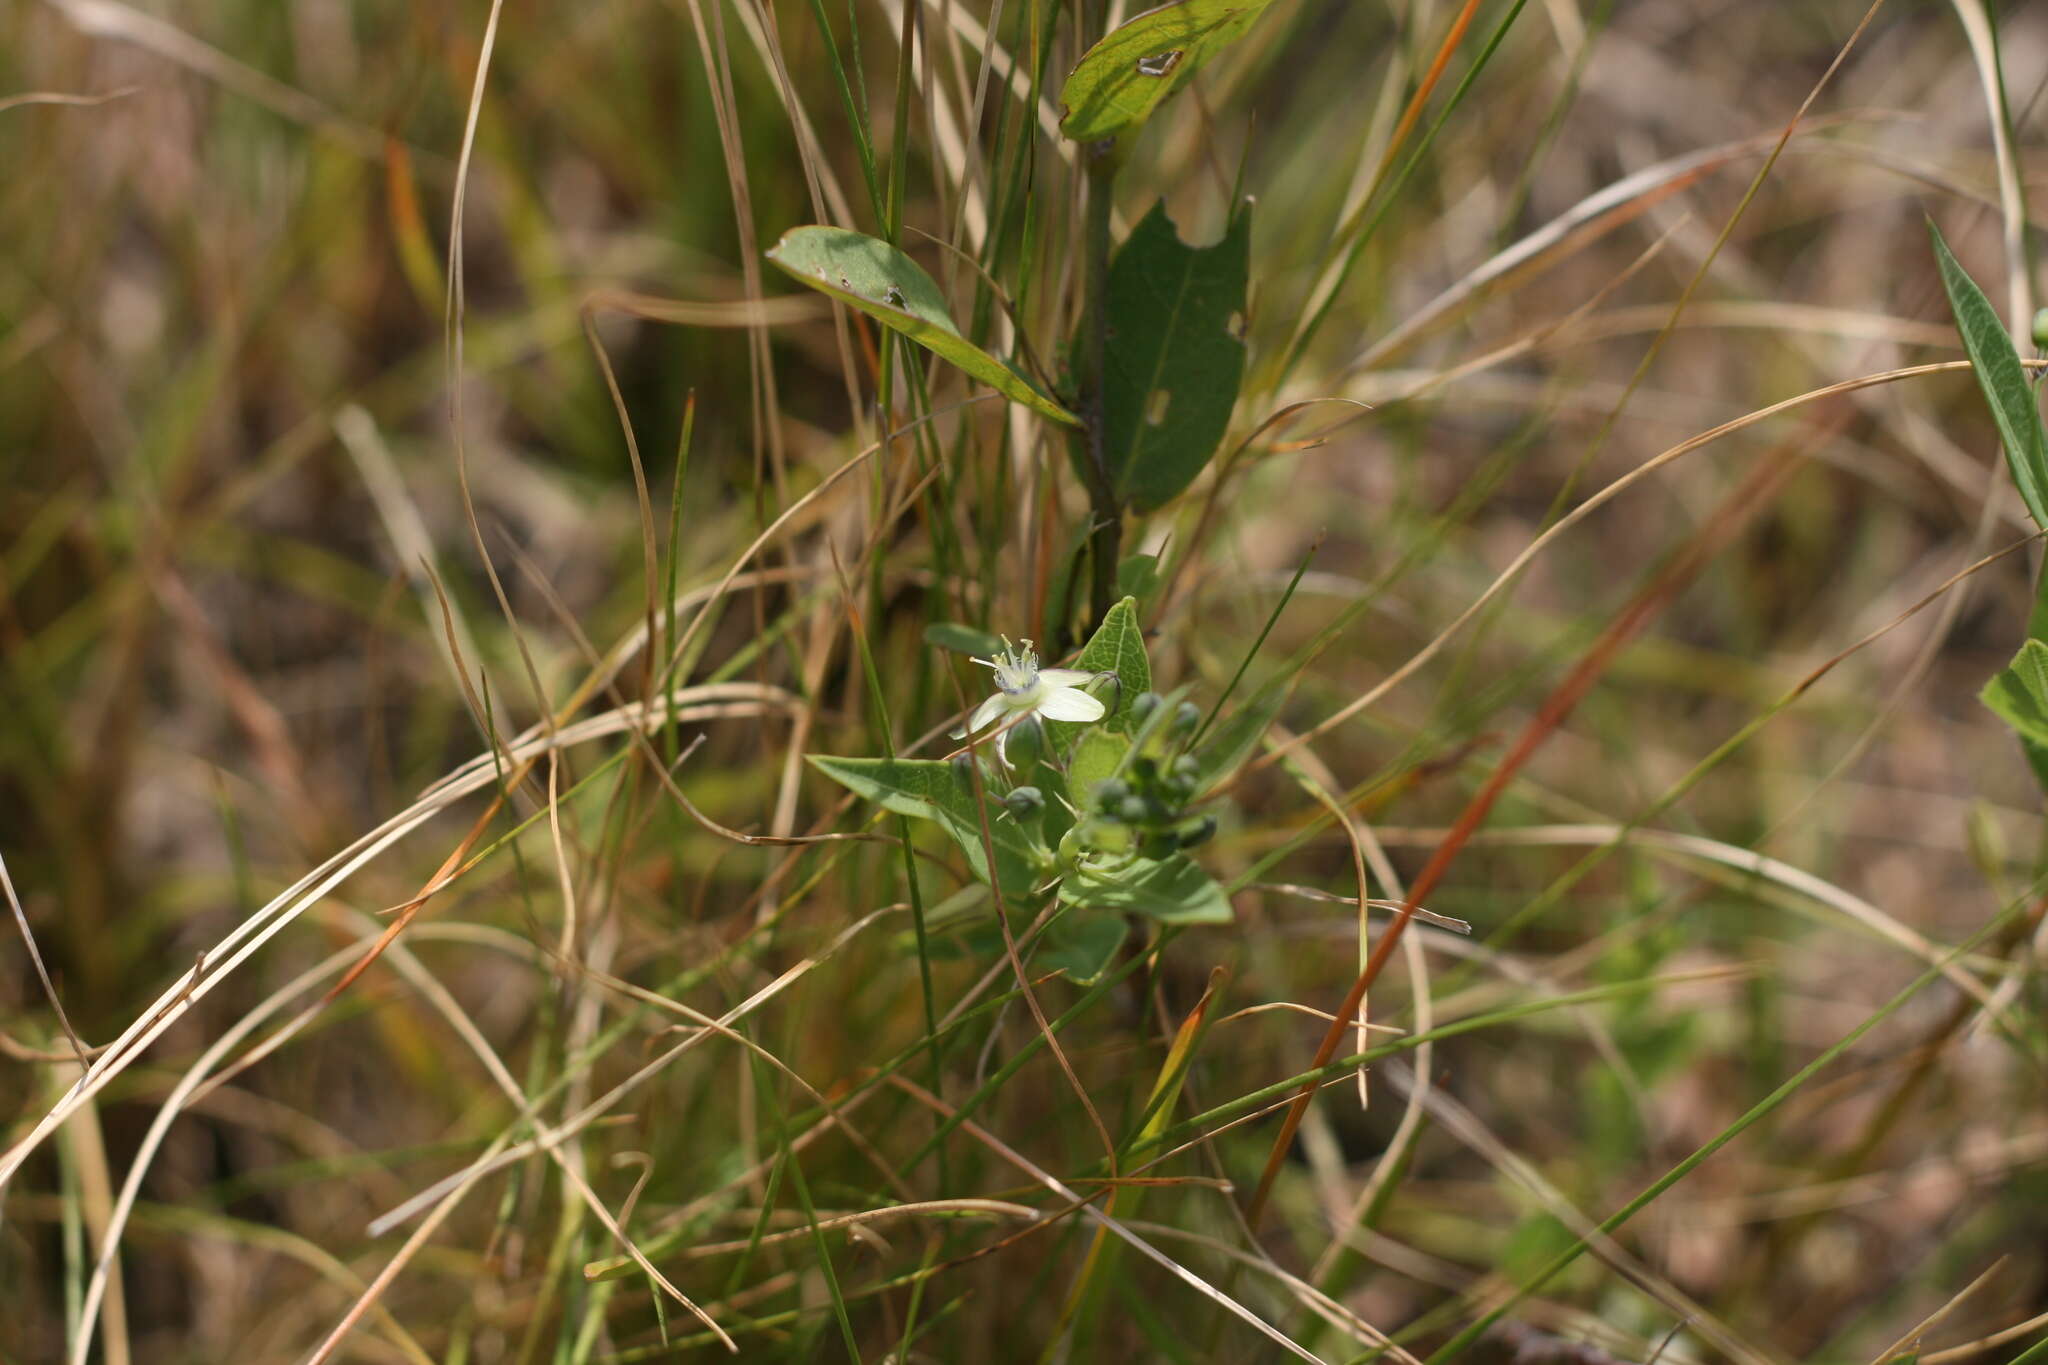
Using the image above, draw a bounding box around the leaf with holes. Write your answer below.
[767,227,1080,427]
[1058,0,1283,142]
[1094,200,1250,514]
[1929,219,2048,531]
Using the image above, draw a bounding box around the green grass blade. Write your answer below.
[1929,217,2048,531]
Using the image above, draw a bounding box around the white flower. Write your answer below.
[953,637,1105,762]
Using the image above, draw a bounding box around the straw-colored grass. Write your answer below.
[5,1,2048,1360]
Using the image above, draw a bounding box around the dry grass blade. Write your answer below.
[0,84,136,112]
[1244,445,1806,1229]
[889,1077,1331,1364]
[0,849,90,1067]
[0,687,791,1191]
[14,1,2048,1357]
[44,0,384,154]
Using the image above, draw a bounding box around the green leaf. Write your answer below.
[1981,639,2048,790]
[923,621,1002,656]
[1096,201,1251,514]
[1068,728,1129,799]
[1929,219,2048,531]
[1058,0,1284,142]
[1189,678,1284,793]
[1069,597,1151,722]
[808,755,1044,894]
[1116,552,1163,604]
[1062,853,1234,924]
[1982,640,2048,748]
[1040,908,1130,983]
[765,227,1081,427]
[1046,597,1152,751]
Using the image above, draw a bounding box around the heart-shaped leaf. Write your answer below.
[767,226,1081,427]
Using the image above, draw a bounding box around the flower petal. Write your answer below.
[1037,668,1094,687]
[964,691,1010,734]
[1036,686,1106,723]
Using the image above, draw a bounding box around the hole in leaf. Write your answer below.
[884,284,906,308]
[1226,310,1247,342]
[1146,389,1172,426]
[1134,50,1183,78]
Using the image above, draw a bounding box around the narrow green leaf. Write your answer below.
[1116,552,1163,604]
[808,755,1044,893]
[923,621,1003,656]
[1058,0,1283,142]
[1093,200,1251,514]
[1928,219,2048,530]
[1981,639,2048,790]
[1981,639,2048,748]
[1062,853,1234,923]
[2006,1332,2048,1365]
[1189,678,1284,793]
[766,227,1081,426]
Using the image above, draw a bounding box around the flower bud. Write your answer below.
[1171,701,1201,736]
[1093,778,1130,813]
[1118,795,1152,825]
[1140,830,1179,859]
[2034,307,2048,352]
[1005,716,1045,771]
[1004,785,1044,819]
[1082,819,1132,854]
[1179,815,1217,849]
[1131,691,1164,726]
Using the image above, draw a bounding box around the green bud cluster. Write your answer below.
[1085,739,1215,858]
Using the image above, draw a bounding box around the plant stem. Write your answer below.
[1077,135,1122,631]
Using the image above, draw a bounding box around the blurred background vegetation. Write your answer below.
[5,0,2048,1361]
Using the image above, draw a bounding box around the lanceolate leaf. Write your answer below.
[766,227,1081,427]
[1059,0,1283,142]
[1098,201,1251,514]
[923,621,1003,657]
[1981,639,2048,790]
[808,755,1044,893]
[1928,219,2048,531]
[1046,597,1152,753]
